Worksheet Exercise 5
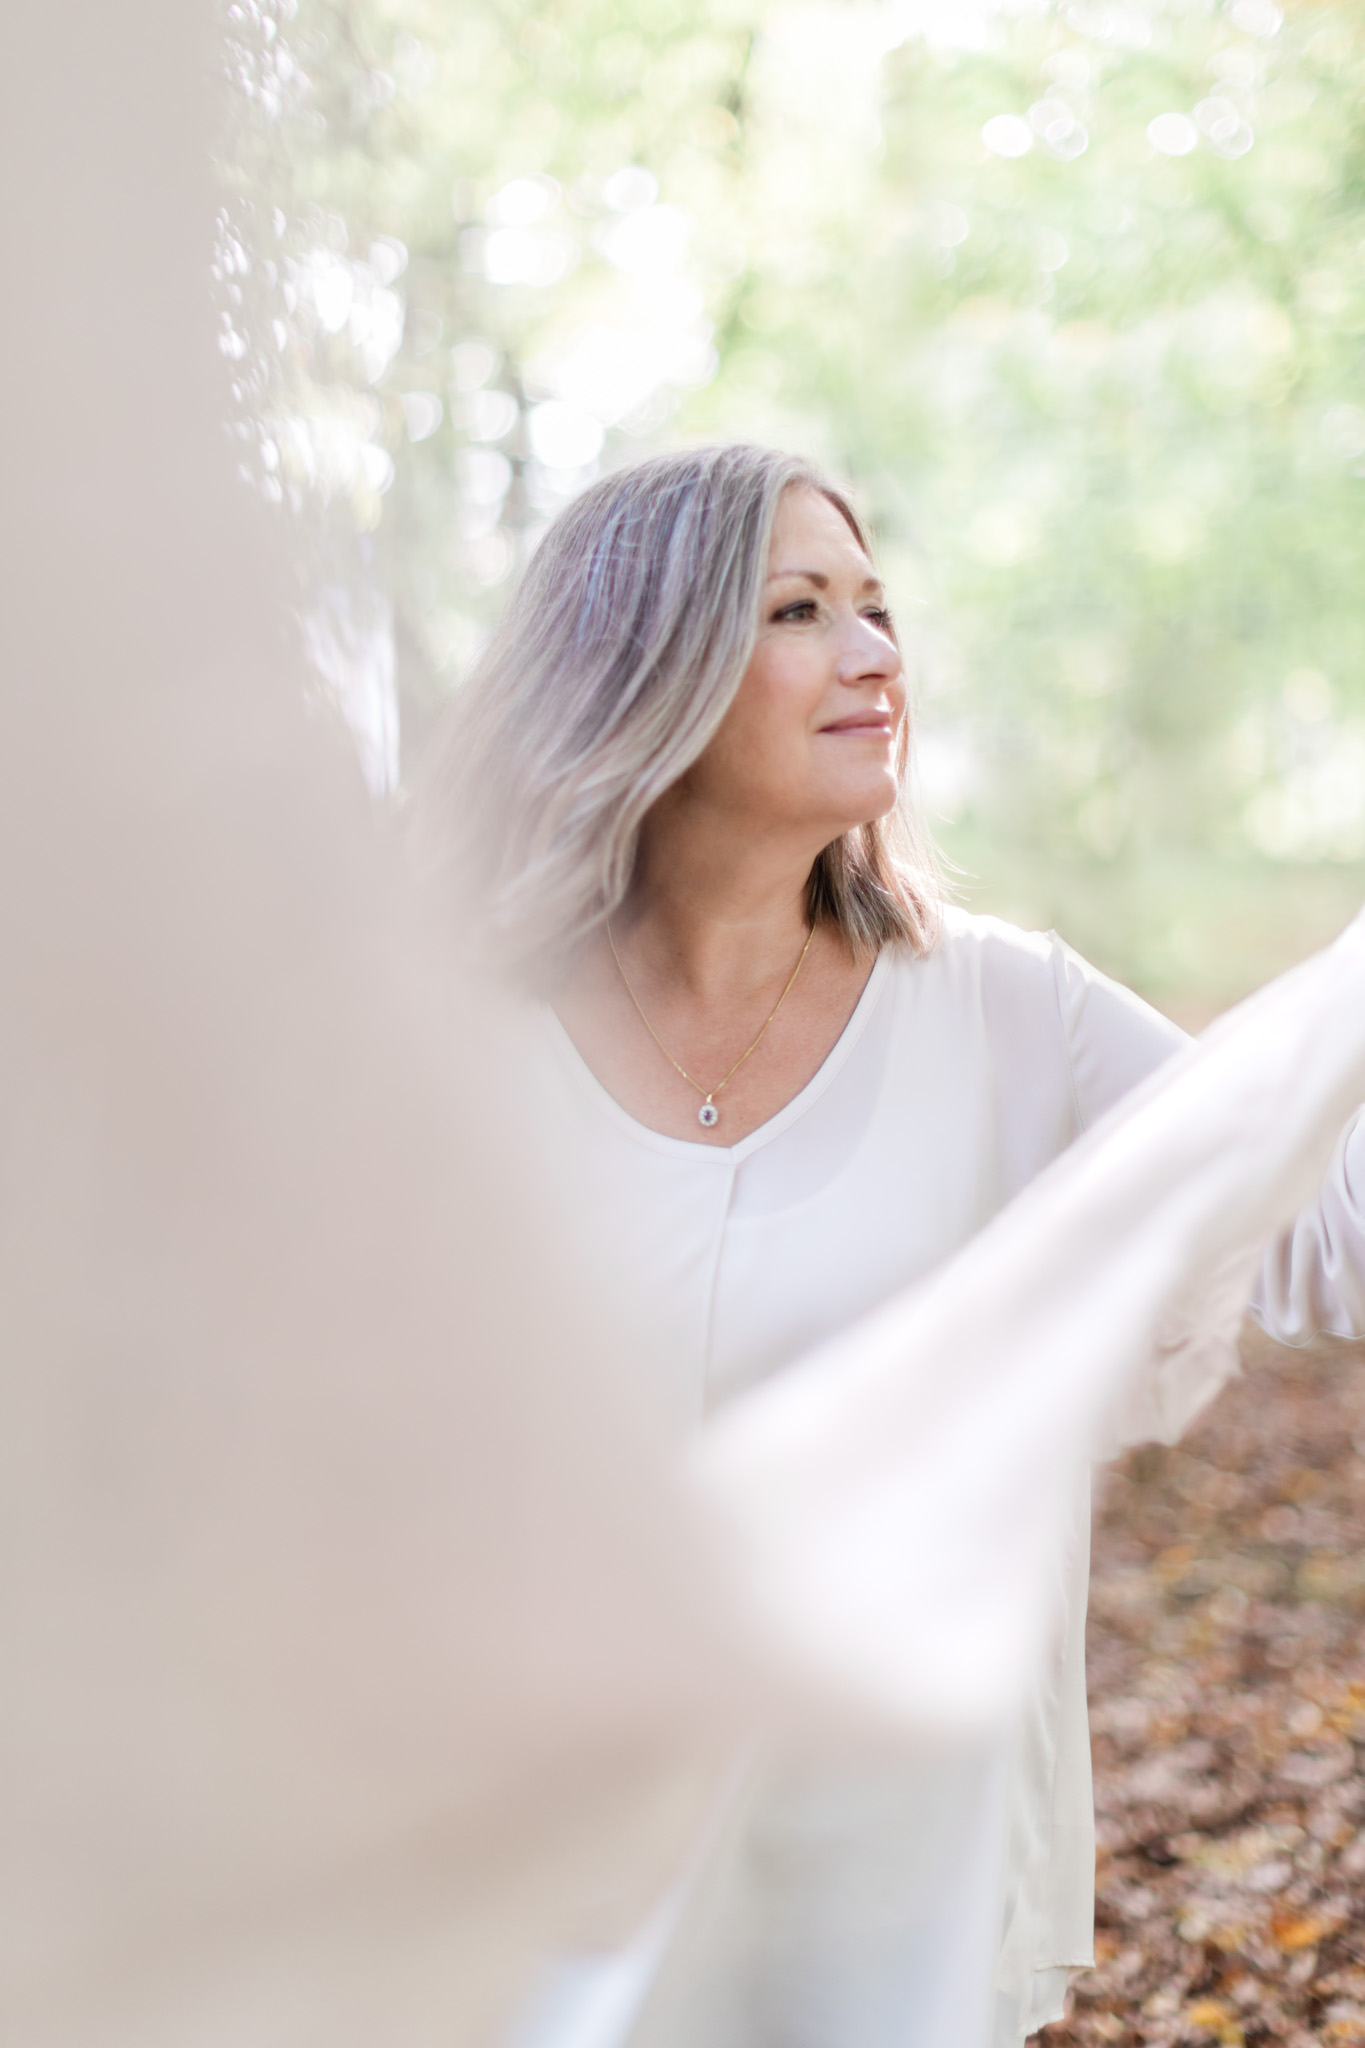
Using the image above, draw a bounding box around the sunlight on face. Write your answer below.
[684,486,907,845]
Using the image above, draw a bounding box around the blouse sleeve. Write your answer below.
[1047,935,1188,1126]
[1251,1108,1365,1345]
[1049,932,1365,1356]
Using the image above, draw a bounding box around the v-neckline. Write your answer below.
[543,950,894,1163]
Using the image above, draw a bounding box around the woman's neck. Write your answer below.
[620,815,825,1001]
[552,810,873,1148]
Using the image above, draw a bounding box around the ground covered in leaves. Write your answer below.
[1040,1330,1365,2048]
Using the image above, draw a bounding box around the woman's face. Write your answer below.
[681,485,907,846]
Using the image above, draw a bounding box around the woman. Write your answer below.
[419,443,1365,2044]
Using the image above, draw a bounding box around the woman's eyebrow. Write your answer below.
[767,568,885,594]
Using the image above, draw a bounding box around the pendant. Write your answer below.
[698,1101,720,1128]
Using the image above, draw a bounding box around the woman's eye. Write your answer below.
[771,598,892,628]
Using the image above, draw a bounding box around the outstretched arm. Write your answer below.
[1053,931,1365,1438]
[1252,1107,1365,1344]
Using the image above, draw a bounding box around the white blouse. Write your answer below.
[527,907,1365,2047]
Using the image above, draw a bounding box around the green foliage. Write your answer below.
[221,0,1365,1007]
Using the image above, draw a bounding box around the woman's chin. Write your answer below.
[805,808,898,853]
[826,775,901,832]
[759,775,901,843]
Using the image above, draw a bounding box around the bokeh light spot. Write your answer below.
[1148,112,1199,157]
[982,115,1033,159]
[528,401,604,470]
[401,392,443,442]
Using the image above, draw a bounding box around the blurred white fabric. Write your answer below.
[0,11,759,2043]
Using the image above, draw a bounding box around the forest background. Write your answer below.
[221,0,1365,1022]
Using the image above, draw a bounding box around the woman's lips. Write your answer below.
[819,713,896,735]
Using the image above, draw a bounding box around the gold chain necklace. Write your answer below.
[605,919,816,1130]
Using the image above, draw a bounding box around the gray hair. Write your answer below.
[415,442,943,984]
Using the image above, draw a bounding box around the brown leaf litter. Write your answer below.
[1037,1327,1365,2048]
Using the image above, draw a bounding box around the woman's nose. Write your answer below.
[838,614,901,684]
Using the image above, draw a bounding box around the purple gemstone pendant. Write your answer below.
[698,1101,720,1128]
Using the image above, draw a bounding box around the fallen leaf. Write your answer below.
[1270,1911,1327,1950]
[1184,1994,1245,2044]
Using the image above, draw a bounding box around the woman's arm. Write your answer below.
[1252,1107,1365,1344]
[1052,932,1365,1349]
[1048,933,1188,1127]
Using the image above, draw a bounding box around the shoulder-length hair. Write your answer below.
[414,441,942,985]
